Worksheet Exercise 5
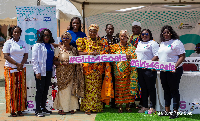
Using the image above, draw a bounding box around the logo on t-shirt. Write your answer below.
[20,45,25,49]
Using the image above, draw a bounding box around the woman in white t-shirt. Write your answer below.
[135,29,159,113]
[158,25,185,119]
[3,26,28,117]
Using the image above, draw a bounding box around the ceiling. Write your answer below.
[69,0,200,17]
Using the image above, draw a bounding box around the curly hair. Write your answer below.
[139,29,153,41]
[36,29,55,43]
[160,25,179,42]
[10,26,22,39]
[69,17,81,31]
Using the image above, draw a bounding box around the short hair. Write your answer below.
[119,30,129,39]
[106,24,114,29]
[69,17,81,31]
[36,29,55,44]
[160,25,179,42]
[61,32,72,40]
[139,29,153,41]
[10,26,22,39]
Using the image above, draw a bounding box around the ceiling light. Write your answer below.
[116,6,145,12]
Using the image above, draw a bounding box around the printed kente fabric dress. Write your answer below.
[53,46,84,112]
[76,37,113,112]
[110,42,138,104]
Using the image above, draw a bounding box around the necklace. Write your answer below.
[62,45,71,52]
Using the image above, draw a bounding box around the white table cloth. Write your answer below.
[155,71,200,114]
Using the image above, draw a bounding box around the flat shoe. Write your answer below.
[138,107,149,113]
[10,113,17,117]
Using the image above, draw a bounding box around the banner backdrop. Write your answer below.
[85,6,200,57]
[16,6,57,113]
[16,6,57,63]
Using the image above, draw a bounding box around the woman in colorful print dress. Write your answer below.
[76,24,113,115]
[3,26,28,117]
[53,32,84,115]
[110,30,138,113]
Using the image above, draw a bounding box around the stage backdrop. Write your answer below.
[16,6,57,113]
[85,6,200,57]
[16,6,57,63]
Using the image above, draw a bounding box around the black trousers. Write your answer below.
[34,71,52,111]
[137,68,157,108]
[160,66,183,110]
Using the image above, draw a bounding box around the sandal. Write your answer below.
[17,111,24,116]
[85,110,91,115]
[125,107,132,112]
[118,107,123,113]
[10,113,17,117]
[59,110,66,115]
[70,110,75,114]
[58,110,62,114]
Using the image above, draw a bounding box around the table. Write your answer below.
[155,71,200,114]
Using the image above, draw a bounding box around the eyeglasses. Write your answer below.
[195,47,200,49]
[141,33,149,36]
[162,31,171,35]
[44,34,50,38]
[63,38,70,40]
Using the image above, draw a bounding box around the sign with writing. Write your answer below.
[179,101,200,114]
[69,54,127,63]
[130,59,176,71]
[183,57,200,64]
[16,6,57,63]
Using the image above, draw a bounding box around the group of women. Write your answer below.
[3,17,185,119]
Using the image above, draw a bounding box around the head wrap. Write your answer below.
[89,24,99,32]
[132,21,141,27]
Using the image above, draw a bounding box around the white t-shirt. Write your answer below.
[158,39,185,67]
[135,40,159,60]
[190,53,200,57]
[2,38,28,68]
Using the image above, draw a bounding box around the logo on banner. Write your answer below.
[25,28,47,45]
[178,23,195,29]
[43,17,51,22]
[24,18,38,22]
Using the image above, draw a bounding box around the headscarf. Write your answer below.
[88,24,99,32]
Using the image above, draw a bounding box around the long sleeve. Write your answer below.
[32,43,41,74]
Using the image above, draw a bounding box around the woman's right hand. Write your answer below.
[36,73,41,80]
[62,61,69,66]
[90,51,98,56]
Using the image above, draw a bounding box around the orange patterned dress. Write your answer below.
[76,37,113,112]
[110,42,138,104]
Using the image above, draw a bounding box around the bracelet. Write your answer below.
[60,61,62,65]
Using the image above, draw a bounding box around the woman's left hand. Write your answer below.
[16,63,22,71]
[126,54,131,60]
